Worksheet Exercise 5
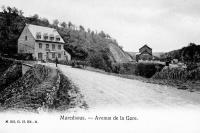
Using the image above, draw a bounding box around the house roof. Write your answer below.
[139,50,152,56]
[27,24,65,43]
[139,44,152,51]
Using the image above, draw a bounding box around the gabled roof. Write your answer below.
[139,44,152,51]
[26,24,65,43]
[139,50,152,56]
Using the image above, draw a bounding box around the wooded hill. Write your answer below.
[0,6,132,72]
[160,43,200,63]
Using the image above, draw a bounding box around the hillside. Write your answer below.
[0,6,132,72]
[108,43,132,63]
[160,43,200,63]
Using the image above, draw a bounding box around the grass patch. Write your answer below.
[54,72,88,111]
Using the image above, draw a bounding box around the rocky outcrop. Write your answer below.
[109,43,132,63]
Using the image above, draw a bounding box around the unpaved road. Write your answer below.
[45,63,200,110]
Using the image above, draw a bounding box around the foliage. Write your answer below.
[160,43,200,63]
[0,5,129,72]
[0,63,22,90]
[112,63,136,75]
[135,63,164,78]
[0,56,14,75]
[153,67,200,81]
[71,60,88,68]
[0,6,25,54]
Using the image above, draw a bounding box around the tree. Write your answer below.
[53,19,59,28]
[106,34,111,38]
[99,31,106,38]
[68,21,73,29]
[60,21,67,28]
[40,18,50,26]
[32,14,39,19]
[87,28,91,33]
[79,25,85,31]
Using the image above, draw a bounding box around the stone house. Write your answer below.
[136,44,153,61]
[18,24,71,61]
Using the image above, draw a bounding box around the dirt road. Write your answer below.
[45,63,200,110]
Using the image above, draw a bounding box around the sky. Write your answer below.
[1,0,200,52]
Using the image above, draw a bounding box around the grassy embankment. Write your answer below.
[0,61,87,112]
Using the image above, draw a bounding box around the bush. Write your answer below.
[14,53,33,60]
[58,60,70,65]
[111,63,136,75]
[153,66,200,81]
[70,60,89,69]
[87,53,111,72]
[186,62,198,71]
[0,57,14,74]
[135,63,164,78]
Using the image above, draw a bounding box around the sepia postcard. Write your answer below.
[0,0,200,132]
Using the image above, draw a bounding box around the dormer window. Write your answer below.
[56,37,60,41]
[50,37,54,41]
[43,33,48,40]
[55,35,60,41]
[37,35,41,39]
[49,34,54,41]
[36,32,41,39]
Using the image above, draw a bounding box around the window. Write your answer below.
[46,44,49,49]
[56,37,60,41]
[58,45,61,50]
[25,36,27,40]
[38,53,43,60]
[44,35,48,40]
[52,53,55,58]
[52,44,55,50]
[36,32,41,39]
[39,43,42,48]
[58,53,61,58]
[37,35,41,39]
[50,37,54,41]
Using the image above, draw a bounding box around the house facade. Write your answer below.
[136,44,153,61]
[18,24,71,61]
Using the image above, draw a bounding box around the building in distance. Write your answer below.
[136,44,153,61]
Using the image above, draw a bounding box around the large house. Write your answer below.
[18,24,71,61]
[136,44,153,61]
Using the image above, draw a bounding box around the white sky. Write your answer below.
[1,0,200,52]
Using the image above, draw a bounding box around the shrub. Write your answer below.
[0,57,14,74]
[14,53,33,60]
[112,63,136,75]
[153,67,187,80]
[70,60,89,69]
[87,53,111,72]
[58,60,70,65]
[186,62,198,71]
[135,63,164,78]
[153,66,200,81]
